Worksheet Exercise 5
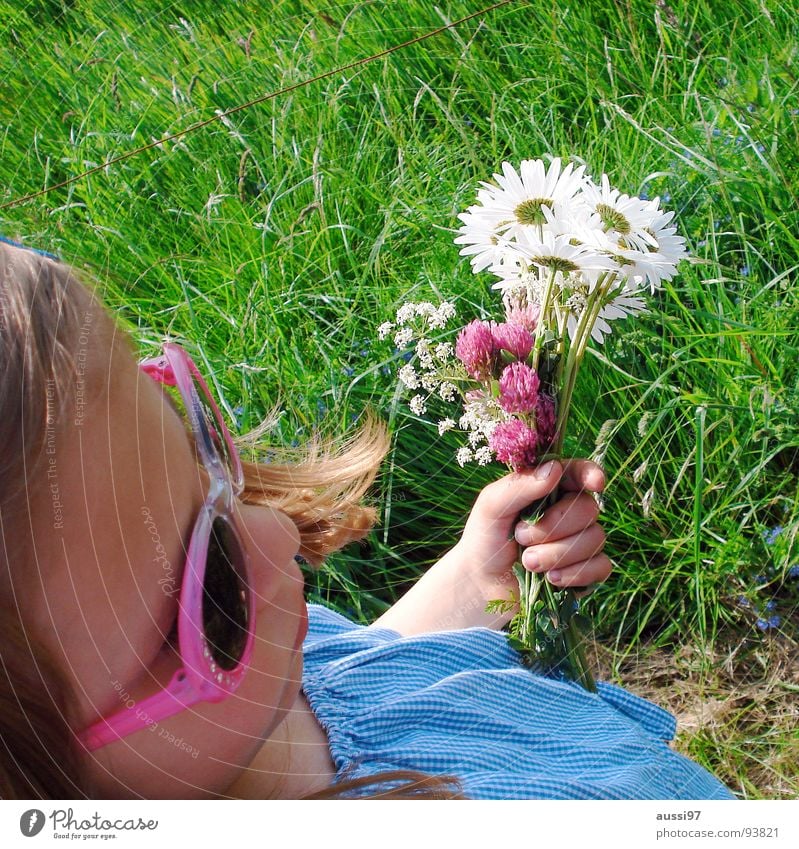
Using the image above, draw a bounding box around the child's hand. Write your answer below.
[372,458,610,636]
[459,459,609,603]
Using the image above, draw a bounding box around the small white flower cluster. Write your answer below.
[397,363,419,389]
[455,158,689,343]
[455,395,506,465]
[383,301,497,465]
[377,301,457,348]
[456,445,494,467]
[409,395,427,416]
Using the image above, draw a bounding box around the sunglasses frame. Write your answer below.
[78,342,254,751]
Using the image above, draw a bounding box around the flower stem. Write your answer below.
[529,267,558,375]
[509,271,611,691]
[556,273,617,441]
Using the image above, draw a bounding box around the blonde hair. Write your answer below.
[236,417,389,567]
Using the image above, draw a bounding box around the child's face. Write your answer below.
[25,332,306,798]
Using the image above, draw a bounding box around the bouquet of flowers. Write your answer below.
[380,158,688,689]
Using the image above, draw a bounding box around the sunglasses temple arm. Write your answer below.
[77,669,201,752]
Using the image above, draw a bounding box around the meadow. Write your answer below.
[1,0,797,798]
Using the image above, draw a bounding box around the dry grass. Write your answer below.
[590,619,799,799]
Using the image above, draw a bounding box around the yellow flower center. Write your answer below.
[531,255,580,273]
[514,198,552,227]
[596,203,631,234]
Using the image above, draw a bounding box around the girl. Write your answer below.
[0,239,734,800]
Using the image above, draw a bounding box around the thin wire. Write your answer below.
[1,0,520,211]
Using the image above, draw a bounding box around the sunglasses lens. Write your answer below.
[202,516,250,670]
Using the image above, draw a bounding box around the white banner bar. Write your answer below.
[2,799,798,849]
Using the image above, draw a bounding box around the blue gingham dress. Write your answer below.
[301,605,735,800]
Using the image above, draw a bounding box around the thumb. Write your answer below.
[464,461,562,536]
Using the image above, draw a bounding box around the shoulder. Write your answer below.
[303,603,405,665]
[305,603,366,640]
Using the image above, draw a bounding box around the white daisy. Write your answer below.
[454,200,514,273]
[485,158,589,233]
[549,217,663,292]
[609,243,682,294]
[609,208,687,293]
[581,174,658,244]
[537,194,602,241]
[455,158,589,269]
[492,229,616,290]
[565,292,648,343]
[483,249,533,293]
[640,208,689,264]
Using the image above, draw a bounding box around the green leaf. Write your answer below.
[485,597,516,615]
[507,636,531,653]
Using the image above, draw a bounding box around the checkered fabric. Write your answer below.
[302,605,735,800]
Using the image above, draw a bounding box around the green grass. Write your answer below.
[2,0,798,797]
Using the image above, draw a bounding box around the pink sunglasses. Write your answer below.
[79,342,255,751]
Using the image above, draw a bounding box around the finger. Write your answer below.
[545,554,613,589]
[520,524,606,574]
[558,459,605,494]
[514,492,600,545]
[466,460,563,531]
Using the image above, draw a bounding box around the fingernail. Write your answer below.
[534,460,556,480]
[548,570,562,584]
[525,554,541,572]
